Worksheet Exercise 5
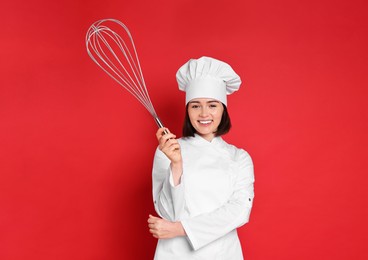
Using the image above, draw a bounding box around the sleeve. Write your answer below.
[152,147,186,222]
[180,149,255,250]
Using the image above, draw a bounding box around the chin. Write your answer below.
[196,129,214,135]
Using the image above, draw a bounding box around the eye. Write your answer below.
[209,104,218,108]
[191,105,200,109]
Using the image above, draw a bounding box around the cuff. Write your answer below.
[169,168,185,221]
[181,219,199,250]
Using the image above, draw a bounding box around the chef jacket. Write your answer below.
[152,134,255,260]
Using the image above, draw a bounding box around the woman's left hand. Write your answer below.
[148,214,185,239]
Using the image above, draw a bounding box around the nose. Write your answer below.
[199,106,209,117]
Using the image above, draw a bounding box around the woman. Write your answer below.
[148,57,255,259]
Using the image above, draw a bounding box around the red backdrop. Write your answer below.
[1,0,367,259]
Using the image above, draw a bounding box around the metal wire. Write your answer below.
[86,19,161,122]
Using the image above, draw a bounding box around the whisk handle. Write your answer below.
[154,117,169,135]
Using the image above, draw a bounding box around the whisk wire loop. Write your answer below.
[86,19,159,119]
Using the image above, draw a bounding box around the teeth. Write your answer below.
[199,120,212,124]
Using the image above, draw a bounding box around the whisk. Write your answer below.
[85,18,166,131]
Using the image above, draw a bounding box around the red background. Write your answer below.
[1,0,367,259]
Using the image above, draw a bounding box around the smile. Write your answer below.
[198,120,213,125]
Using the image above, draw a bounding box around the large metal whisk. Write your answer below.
[85,18,165,130]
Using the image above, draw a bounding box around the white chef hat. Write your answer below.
[176,56,241,106]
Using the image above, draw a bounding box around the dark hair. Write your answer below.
[182,103,232,137]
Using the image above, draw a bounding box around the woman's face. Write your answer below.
[187,98,224,141]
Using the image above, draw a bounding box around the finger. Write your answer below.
[158,135,177,150]
[156,128,171,139]
[148,215,160,223]
[167,142,180,150]
[162,144,181,155]
[148,225,154,230]
[165,138,179,146]
[162,139,180,149]
[159,133,176,144]
[147,218,155,224]
[161,139,180,151]
[148,223,156,229]
[156,128,166,137]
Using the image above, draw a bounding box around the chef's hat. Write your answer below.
[176,56,241,106]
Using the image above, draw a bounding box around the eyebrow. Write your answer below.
[188,100,220,104]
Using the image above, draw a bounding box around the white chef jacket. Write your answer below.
[152,134,255,260]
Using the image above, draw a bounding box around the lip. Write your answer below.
[197,120,213,125]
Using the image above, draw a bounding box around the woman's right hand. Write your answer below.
[156,128,183,186]
[156,128,182,165]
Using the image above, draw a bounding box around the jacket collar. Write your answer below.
[188,133,224,147]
